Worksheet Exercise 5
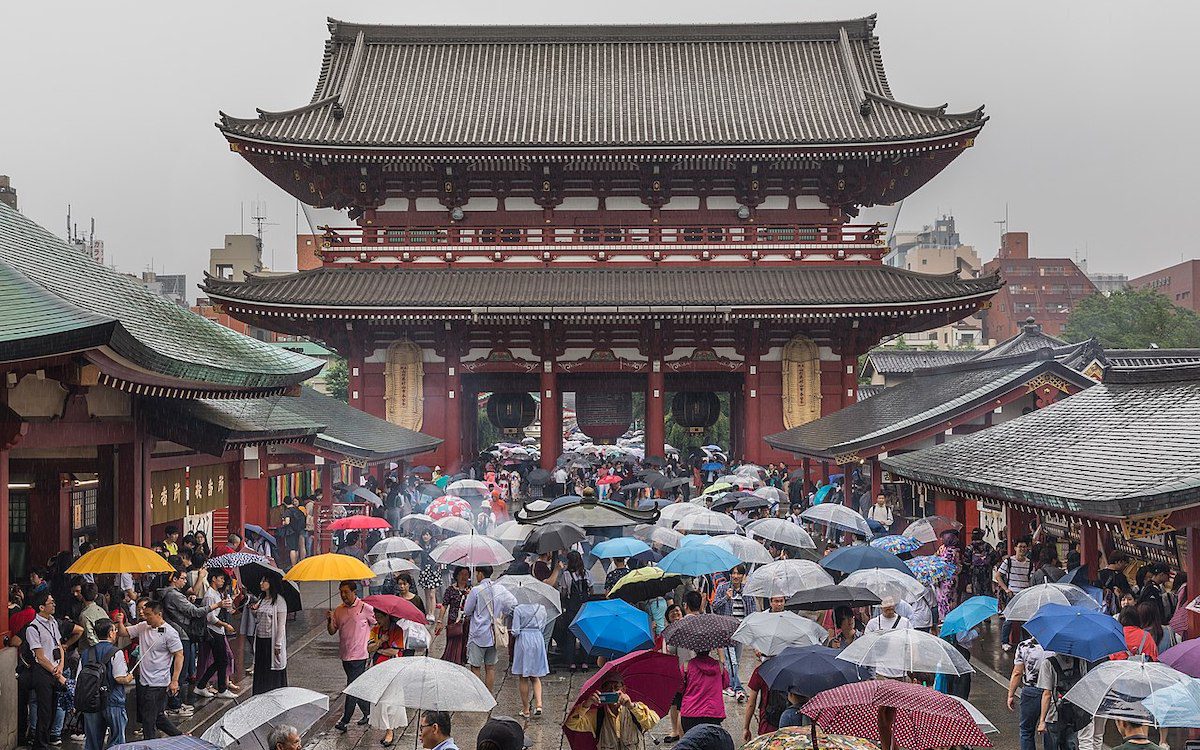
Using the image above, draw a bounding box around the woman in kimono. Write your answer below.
[510,602,550,718]
[367,611,408,746]
[251,574,288,693]
[434,565,472,665]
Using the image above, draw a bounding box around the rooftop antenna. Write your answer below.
[66,204,71,241]
[250,200,278,267]
[994,203,1009,247]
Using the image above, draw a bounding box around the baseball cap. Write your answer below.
[476,717,530,750]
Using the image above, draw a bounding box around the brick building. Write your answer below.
[981,232,1097,341]
[1129,259,1200,313]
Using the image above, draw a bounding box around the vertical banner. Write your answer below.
[183,511,213,540]
[151,469,187,526]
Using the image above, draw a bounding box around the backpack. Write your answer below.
[763,689,791,728]
[16,624,36,671]
[970,544,992,570]
[75,645,116,714]
[1049,658,1090,732]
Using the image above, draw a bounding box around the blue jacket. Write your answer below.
[710,582,758,617]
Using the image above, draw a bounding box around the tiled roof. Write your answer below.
[856,385,884,401]
[860,349,977,378]
[218,17,985,150]
[1103,349,1200,369]
[882,365,1200,519]
[764,352,1095,459]
[202,265,1002,312]
[0,203,322,391]
[974,317,1067,360]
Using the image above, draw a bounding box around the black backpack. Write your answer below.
[1049,658,1090,732]
[76,645,116,714]
[764,689,791,728]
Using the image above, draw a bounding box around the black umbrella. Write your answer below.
[621,481,651,492]
[240,561,302,613]
[658,477,691,490]
[523,522,587,553]
[663,613,740,651]
[526,468,552,486]
[638,468,665,480]
[758,645,867,695]
[710,490,755,511]
[785,584,881,610]
[607,568,684,604]
[642,455,667,467]
[407,465,433,475]
[788,468,808,481]
[734,495,771,512]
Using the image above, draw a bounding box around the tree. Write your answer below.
[1062,288,1200,348]
[324,357,348,402]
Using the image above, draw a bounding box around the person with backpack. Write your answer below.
[997,537,1034,651]
[1008,632,1051,750]
[1038,652,1089,750]
[1098,552,1132,616]
[968,529,996,596]
[158,568,230,717]
[1110,606,1158,662]
[24,591,67,750]
[78,618,133,750]
[740,661,789,741]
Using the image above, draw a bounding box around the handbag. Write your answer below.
[484,584,509,647]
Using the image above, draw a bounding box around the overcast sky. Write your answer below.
[5,1,1198,300]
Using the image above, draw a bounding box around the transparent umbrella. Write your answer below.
[633,525,683,550]
[368,537,421,558]
[752,486,788,506]
[801,504,871,536]
[838,628,974,676]
[746,518,817,550]
[658,503,704,527]
[430,533,514,567]
[704,534,774,565]
[397,513,436,531]
[491,520,533,548]
[1003,583,1101,622]
[674,509,739,535]
[1062,660,1190,724]
[497,574,563,617]
[841,567,927,604]
[433,516,474,535]
[744,560,834,598]
[200,687,329,748]
[370,558,419,576]
[343,655,496,712]
[732,611,828,656]
[951,695,999,734]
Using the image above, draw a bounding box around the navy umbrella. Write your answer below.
[819,544,914,577]
[758,645,868,696]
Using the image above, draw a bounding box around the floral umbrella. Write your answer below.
[744,727,880,750]
[869,535,922,556]
[427,496,472,520]
[905,555,958,586]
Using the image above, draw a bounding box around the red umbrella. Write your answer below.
[563,649,683,750]
[329,515,391,531]
[596,475,623,486]
[803,680,991,750]
[362,595,426,625]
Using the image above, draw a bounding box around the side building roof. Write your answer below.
[0,203,321,395]
[859,349,977,380]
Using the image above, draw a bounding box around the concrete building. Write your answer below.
[0,176,16,211]
[209,234,262,281]
[980,231,1098,341]
[139,271,188,306]
[297,234,322,271]
[1129,259,1200,313]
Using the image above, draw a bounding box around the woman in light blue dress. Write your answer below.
[510,602,549,718]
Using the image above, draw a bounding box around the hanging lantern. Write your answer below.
[575,389,633,444]
[486,392,537,435]
[671,391,721,435]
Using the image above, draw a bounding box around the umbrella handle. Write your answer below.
[878,706,895,750]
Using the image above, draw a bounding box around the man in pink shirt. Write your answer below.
[328,580,376,732]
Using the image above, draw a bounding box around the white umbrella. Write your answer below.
[717,474,761,489]
[368,537,422,558]
[674,509,739,535]
[735,464,767,477]
[1062,659,1190,724]
[397,513,436,530]
[704,535,774,565]
[343,655,496,712]
[1003,582,1102,622]
[430,534,514,567]
[744,559,834,598]
[370,558,419,576]
[658,503,703,527]
[802,504,871,536]
[732,610,828,656]
[838,628,974,675]
[201,687,329,748]
[951,695,999,734]
[433,516,474,535]
[633,524,684,550]
[446,479,491,498]
[746,518,817,550]
[497,574,563,617]
[491,520,533,548]
[841,568,927,604]
[753,486,788,506]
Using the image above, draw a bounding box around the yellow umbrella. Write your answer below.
[702,481,734,495]
[67,543,175,575]
[283,553,374,582]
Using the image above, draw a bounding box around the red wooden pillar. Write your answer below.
[645,366,665,461]
[1079,524,1100,581]
[1004,504,1019,555]
[139,437,152,546]
[743,353,761,464]
[0,445,10,635]
[540,365,561,470]
[1188,526,1200,639]
[821,461,830,483]
[841,353,858,408]
[444,344,463,473]
[227,458,246,541]
[870,457,882,502]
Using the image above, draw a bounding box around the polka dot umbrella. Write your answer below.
[427,495,472,521]
[662,612,741,652]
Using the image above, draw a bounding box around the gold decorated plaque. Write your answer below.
[781,335,822,429]
[385,339,424,431]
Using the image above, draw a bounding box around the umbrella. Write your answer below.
[735,495,772,512]
[702,481,735,495]
[550,494,585,508]
[570,600,654,658]
[821,545,912,577]
[633,525,684,550]
[841,568,927,604]
[523,499,550,512]
[747,518,817,550]
[367,537,421,558]
[243,524,276,546]
[625,482,653,492]
[205,551,268,569]
[370,558,419,576]
[802,505,871,537]
[754,486,788,506]
[113,739,223,750]
[673,509,739,535]
[240,561,303,613]
[745,560,835,598]
[1002,582,1102,622]
[200,687,328,748]
[903,515,963,544]
[637,498,673,510]
[433,516,474,535]
[869,535,922,556]
[642,455,667,467]
[677,534,711,548]
[491,520,534,547]
[407,465,433,475]
[362,594,428,625]
[659,544,742,577]
[701,461,725,472]
[905,555,957,586]
[1025,604,1127,661]
[524,522,587,553]
[950,696,999,734]
[940,596,999,638]
[526,468,552,486]
[608,567,684,604]
[1062,659,1189,725]
[592,538,652,559]
[414,484,442,498]
[658,503,703,526]
[343,655,495,711]
[802,678,992,750]
[743,729,881,750]
[397,513,436,531]
[838,628,974,675]
[596,474,623,486]
[496,575,563,617]
[430,534,514,567]
[284,553,375,582]
[427,496,472,520]
[68,544,176,575]
[709,490,752,512]
[563,650,684,750]
[736,464,767,477]
[1161,640,1200,677]
[733,611,829,656]
[328,515,390,531]
[787,585,882,611]
[446,479,491,499]
[663,613,740,652]
[704,534,774,565]
[759,645,868,695]
[1142,678,1200,728]
[348,486,383,505]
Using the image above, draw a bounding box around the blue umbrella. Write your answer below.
[570,600,654,658]
[701,461,725,472]
[638,498,674,510]
[1025,603,1127,661]
[659,544,741,576]
[592,538,652,559]
[870,535,922,555]
[812,484,836,505]
[758,645,868,696]
[678,535,711,548]
[1143,678,1200,728]
[243,524,276,546]
[940,596,999,638]
[820,544,913,576]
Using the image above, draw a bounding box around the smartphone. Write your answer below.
[598,692,619,704]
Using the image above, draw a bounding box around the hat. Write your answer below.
[476,717,530,750]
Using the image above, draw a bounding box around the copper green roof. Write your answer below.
[0,203,322,392]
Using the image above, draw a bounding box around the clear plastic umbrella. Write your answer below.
[368,537,421,558]
[633,524,684,550]
[732,610,828,656]
[951,695,999,734]
[497,574,563,617]
[370,558,419,576]
[201,687,329,747]
[658,503,704,527]
[674,509,739,535]
[343,655,496,712]
[397,513,436,531]
[841,567,927,604]
[446,478,491,500]
[802,504,871,536]
[491,520,533,548]
[746,518,817,550]
[430,533,514,567]
[838,628,974,676]
[1062,660,1190,724]
[744,559,834,598]
[524,500,550,512]
[432,516,474,535]
[1003,582,1102,622]
[704,534,774,565]
[753,486,788,506]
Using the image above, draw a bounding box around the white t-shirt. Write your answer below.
[128,621,184,687]
[864,613,913,678]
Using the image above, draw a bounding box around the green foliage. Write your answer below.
[324,357,348,403]
[1063,288,1200,348]
[664,392,730,451]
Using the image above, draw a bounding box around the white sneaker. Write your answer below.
[722,688,735,697]
[218,690,240,699]
[1001,643,1013,652]
[195,687,215,698]
[177,704,196,716]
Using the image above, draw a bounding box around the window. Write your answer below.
[216,263,234,280]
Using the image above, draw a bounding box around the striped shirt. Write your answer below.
[999,556,1033,592]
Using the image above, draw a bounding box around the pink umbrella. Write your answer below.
[427,496,472,520]
[328,515,390,531]
[564,650,683,750]
[596,475,623,486]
